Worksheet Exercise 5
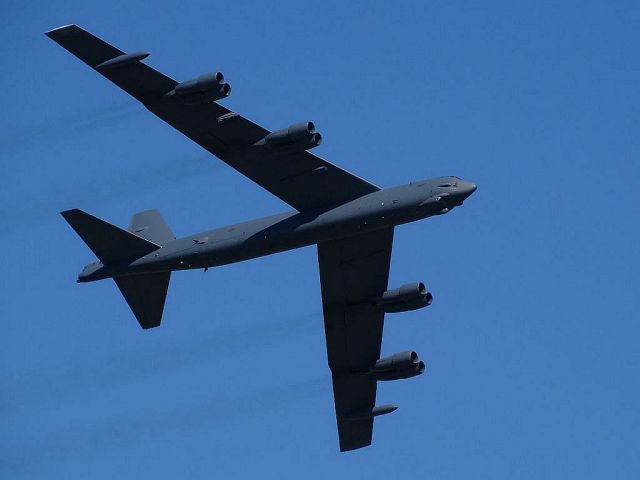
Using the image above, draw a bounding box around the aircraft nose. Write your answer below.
[448,180,477,205]
[461,181,477,196]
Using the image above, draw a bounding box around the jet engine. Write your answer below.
[256,121,322,152]
[164,72,231,104]
[370,351,425,381]
[376,282,433,313]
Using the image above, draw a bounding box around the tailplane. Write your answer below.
[61,209,161,264]
[62,208,173,329]
[114,272,171,329]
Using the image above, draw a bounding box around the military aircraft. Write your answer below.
[47,24,477,452]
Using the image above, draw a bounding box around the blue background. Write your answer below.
[2,1,639,478]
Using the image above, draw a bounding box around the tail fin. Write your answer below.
[114,272,171,329]
[62,208,172,329]
[61,209,160,264]
[128,209,175,244]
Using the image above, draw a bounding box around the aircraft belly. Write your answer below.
[127,194,422,276]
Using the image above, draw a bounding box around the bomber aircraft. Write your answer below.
[47,25,477,452]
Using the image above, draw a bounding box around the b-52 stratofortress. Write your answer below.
[47,24,477,452]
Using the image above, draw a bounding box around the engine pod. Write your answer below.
[377,282,433,313]
[164,72,230,104]
[256,121,322,152]
[175,72,225,95]
[371,351,426,381]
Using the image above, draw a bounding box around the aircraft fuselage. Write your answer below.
[78,177,476,282]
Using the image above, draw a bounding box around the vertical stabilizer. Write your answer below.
[128,209,175,244]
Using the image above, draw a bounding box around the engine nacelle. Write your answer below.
[165,72,230,104]
[371,351,425,381]
[257,121,322,152]
[377,282,433,313]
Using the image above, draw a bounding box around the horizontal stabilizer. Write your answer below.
[61,209,160,264]
[114,272,170,329]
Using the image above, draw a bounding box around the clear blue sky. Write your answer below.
[2,0,639,478]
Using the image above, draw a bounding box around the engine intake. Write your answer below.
[257,122,322,152]
[370,351,425,381]
[377,282,433,313]
[164,72,230,104]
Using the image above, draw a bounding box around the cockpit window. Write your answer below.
[438,183,456,188]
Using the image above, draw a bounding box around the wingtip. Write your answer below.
[60,208,81,219]
[45,24,81,38]
[340,440,372,452]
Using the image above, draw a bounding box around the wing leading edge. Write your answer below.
[45,24,380,212]
[317,227,394,451]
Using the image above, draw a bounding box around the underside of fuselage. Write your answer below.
[76,178,476,282]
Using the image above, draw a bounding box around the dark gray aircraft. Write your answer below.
[47,24,476,452]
